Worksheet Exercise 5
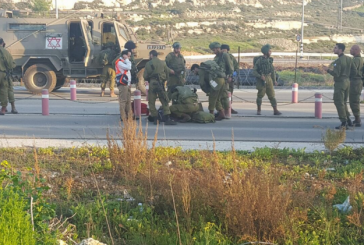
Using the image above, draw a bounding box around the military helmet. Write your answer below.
[124,40,136,50]
[261,44,272,54]
[209,42,221,50]
[221,44,230,51]
[172,42,182,49]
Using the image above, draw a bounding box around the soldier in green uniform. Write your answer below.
[165,42,186,98]
[191,61,226,121]
[253,44,282,116]
[327,43,352,129]
[100,42,117,97]
[221,44,239,114]
[0,38,16,115]
[210,42,233,120]
[349,45,363,127]
[144,50,177,125]
[170,86,200,122]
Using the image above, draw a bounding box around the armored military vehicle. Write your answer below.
[0,16,171,94]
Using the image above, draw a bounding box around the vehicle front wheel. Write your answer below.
[23,64,57,94]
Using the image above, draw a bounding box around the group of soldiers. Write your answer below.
[328,43,363,129]
[1,36,362,128]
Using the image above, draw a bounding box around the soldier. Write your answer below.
[211,42,233,119]
[143,50,177,125]
[253,44,281,116]
[327,43,352,129]
[100,42,117,97]
[349,45,363,127]
[191,61,226,121]
[221,44,239,114]
[170,86,200,123]
[165,42,186,98]
[0,38,16,115]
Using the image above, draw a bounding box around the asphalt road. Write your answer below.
[1,87,364,151]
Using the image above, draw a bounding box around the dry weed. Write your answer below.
[322,128,346,153]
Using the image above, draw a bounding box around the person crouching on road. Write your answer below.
[143,50,177,125]
[0,38,17,115]
[191,62,226,121]
[253,44,281,116]
[349,45,363,127]
[327,43,352,129]
[170,86,200,123]
[115,49,132,121]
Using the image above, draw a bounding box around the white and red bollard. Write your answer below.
[145,81,149,101]
[225,92,232,119]
[315,93,322,119]
[292,83,298,103]
[134,89,141,120]
[70,80,77,101]
[42,89,49,116]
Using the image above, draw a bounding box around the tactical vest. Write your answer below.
[254,56,274,75]
[167,52,185,73]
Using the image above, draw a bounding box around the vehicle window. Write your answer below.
[102,23,117,46]
[118,25,129,41]
[9,23,46,31]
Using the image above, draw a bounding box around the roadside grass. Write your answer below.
[278,70,334,86]
[0,118,364,244]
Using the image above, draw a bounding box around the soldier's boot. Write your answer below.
[209,110,214,115]
[0,106,6,116]
[257,105,262,115]
[273,106,282,115]
[154,117,159,125]
[164,115,177,125]
[179,113,191,123]
[347,118,353,127]
[10,102,18,114]
[100,89,105,97]
[231,108,238,114]
[353,116,362,127]
[215,110,226,121]
[110,90,117,98]
[335,121,348,130]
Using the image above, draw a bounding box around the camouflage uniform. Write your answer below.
[349,55,363,118]
[100,47,116,92]
[0,46,16,108]
[214,52,233,110]
[170,86,199,119]
[328,54,352,123]
[253,56,277,107]
[198,69,224,112]
[228,52,239,97]
[165,52,186,98]
[143,57,171,117]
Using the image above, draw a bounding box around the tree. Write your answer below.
[31,0,52,12]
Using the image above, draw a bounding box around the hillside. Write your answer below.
[2,0,364,53]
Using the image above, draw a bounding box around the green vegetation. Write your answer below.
[1,120,364,244]
[30,0,52,12]
[278,70,334,86]
[354,5,364,13]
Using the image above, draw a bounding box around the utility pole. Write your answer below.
[55,0,58,19]
[300,0,305,58]
[340,0,343,30]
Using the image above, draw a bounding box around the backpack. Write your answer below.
[253,56,263,67]
[191,111,215,123]
[199,60,226,80]
[96,49,115,66]
[175,86,198,104]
